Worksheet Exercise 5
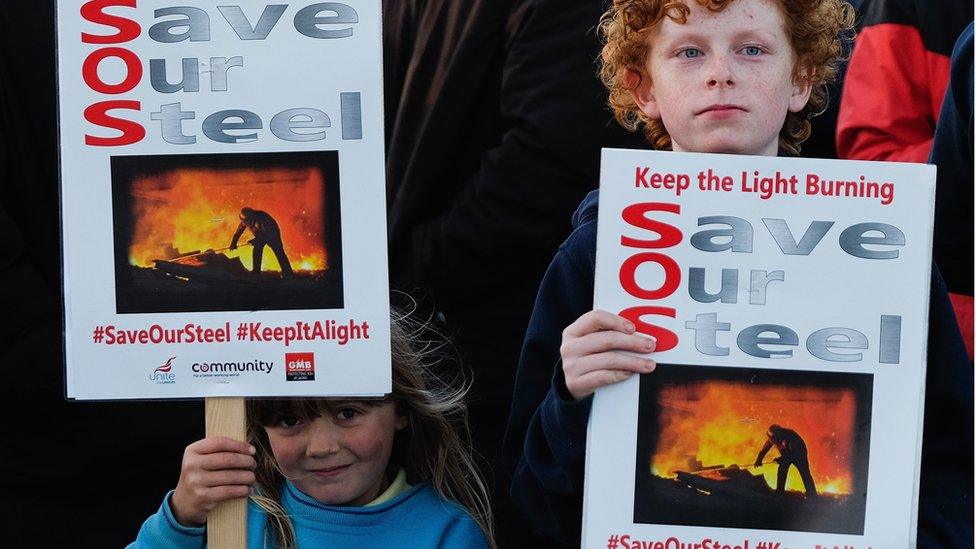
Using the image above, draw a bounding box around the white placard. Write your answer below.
[58,1,390,399]
[585,149,934,548]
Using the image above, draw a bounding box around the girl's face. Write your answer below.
[264,400,407,506]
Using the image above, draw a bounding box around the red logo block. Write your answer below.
[285,352,315,381]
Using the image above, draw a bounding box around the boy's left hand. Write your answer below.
[560,309,657,400]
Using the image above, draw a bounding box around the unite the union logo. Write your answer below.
[150,356,177,384]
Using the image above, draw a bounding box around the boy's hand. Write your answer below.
[170,436,257,527]
[560,310,657,400]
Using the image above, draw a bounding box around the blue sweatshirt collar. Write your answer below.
[572,190,600,229]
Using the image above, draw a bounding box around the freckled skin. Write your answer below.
[632,0,812,156]
[265,401,408,506]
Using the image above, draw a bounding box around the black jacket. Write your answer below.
[383,0,646,357]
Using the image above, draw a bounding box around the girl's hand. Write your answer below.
[170,436,257,527]
[560,309,657,400]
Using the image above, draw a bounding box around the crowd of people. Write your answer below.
[2,0,972,547]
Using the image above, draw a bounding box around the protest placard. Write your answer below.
[584,149,935,548]
[57,1,389,400]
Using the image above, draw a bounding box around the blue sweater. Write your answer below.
[129,482,488,548]
[504,190,973,547]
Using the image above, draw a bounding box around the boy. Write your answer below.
[504,0,972,546]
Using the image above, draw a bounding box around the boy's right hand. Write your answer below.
[561,310,657,400]
[170,436,257,527]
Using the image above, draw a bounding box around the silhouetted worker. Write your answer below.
[230,207,293,275]
[755,424,818,497]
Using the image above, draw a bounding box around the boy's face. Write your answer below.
[633,0,811,155]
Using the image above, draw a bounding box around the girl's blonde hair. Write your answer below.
[244,312,495,547]
[599,0,856,155]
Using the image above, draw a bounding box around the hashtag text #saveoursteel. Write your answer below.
[93,320,370,346]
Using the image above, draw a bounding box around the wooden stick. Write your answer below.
[205,397,248,548]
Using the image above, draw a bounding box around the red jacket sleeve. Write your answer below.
[837,23,950,162]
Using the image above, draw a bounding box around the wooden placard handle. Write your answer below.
[205,397,247,548]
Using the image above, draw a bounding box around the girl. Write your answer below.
[130,316,494,548]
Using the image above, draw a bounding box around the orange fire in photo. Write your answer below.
[650,381,857,495]
[127,166,328,273]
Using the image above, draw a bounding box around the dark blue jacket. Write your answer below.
[920,20,975,548]
[931,21,973,299]
[505,190,973,547]
[504,190,598,545]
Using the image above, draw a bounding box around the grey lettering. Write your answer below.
[762,218,834,255]
[737,324,798,358]
[806,328,867,362]
[151,102,196,144]
[879,315,902,363]
[294,2,358,39]
[691,216,753,253]
[149,58,200,93]
[218,5,287,40]
[270,108,330,142]
[149,7,211,43]
[839,223,905,259]
[340,91,362,139]
[685,313,731,356]
[688,267,737,303]
[208,56,244,92]
[749,270,784,305]
[202,109,262,143]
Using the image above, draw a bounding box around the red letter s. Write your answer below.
[619,306,678,352]
[621,202,682,249]
[81,0,141,44]
[84,100,145,146]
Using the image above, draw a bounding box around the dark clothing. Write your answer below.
[756,428,817,496]
[756,428,809,464]
[505,190,974,547]
[231,209,293,275]
[773,454,817,496]
[920,23,976,549]
[382,0,646,397]
[0,7,203,547]
[250,239,291,274]
[930,22,974,359]
[382,1,645,545]
[503,191,599,545]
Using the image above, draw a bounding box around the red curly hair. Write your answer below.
[599,0,855,155]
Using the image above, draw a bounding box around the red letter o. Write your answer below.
[619,252,680,300]
[82,47,142,94]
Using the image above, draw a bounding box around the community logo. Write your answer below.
[191,358,274,378]
[150,356,177,384]
[286,352,315,381]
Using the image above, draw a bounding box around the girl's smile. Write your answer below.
[311,464,352,478]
